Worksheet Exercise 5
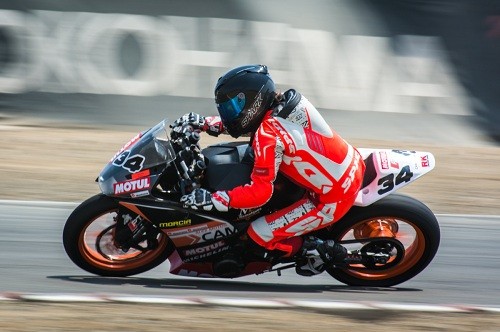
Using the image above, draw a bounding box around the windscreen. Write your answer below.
[98,119,176,197]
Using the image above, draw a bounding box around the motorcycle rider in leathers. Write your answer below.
[176,64,366,275]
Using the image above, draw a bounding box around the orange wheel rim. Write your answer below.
[340,217,426,280]
[77,209,168,272]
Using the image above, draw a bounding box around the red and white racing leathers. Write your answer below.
[210,92,366,256]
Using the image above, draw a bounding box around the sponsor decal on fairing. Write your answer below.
[421,155,430,167]
[159,219,192,228]
[130,190,149,198]
[183,240,226,256]
[110,133,142,162]
[379,151,389,169]
[113,177,150,195]
[166,220,236,246]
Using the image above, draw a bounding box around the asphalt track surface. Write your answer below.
[1,200,499,308]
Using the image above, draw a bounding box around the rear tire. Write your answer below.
[63,194,174,277]
[325,194,440,287]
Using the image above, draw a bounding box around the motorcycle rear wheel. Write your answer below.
[324,194,440,287]
[63,194,174,277]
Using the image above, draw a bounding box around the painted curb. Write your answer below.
[1,293,500,313]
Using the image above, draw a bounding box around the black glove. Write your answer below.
[171,112,205,130]
[180,188,230,212]
[180,188,214,211]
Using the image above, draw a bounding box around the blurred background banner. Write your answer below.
[0,0,498,140]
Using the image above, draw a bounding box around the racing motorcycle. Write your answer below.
[63,119,440,287]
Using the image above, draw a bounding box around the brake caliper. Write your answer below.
[114,213,158,252]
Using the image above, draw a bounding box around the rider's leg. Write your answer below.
[246,194,356,274]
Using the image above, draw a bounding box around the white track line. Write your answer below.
[2,293,500,313]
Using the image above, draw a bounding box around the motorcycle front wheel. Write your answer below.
[63,194,174,277]
[324,194,440,287]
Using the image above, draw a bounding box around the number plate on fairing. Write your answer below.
[98,120,176,197]
[354,148,436,207]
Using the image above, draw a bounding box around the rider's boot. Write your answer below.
[242,235,303,263]
[295,236,347,276]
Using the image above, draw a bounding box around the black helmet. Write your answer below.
[214,64,276,138]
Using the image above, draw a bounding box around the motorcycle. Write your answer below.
[63,119,440,287]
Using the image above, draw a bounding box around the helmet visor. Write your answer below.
[216,94,246,124]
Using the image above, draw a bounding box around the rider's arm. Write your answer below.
[225,120,283,209]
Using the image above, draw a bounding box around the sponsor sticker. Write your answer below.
[183,240,226,256]
[111,132,141,162]
[113,177,150,195]
[390,161,400,169]
[159,219,192,228]
[130,190,150,198]
[166,221,236,246]
[241,92,263,128]
[271,120,296,153]
[379,151,389,169]
[237,208,262,220]
[254,167,270,176]
[421,155,430,167]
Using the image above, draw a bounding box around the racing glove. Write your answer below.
[171,112,205,130]
[171,113,224,137]
[170,112,205,138]
[180,188,230,212]
[202,116,225,137]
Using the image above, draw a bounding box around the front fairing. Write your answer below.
[98,120,176,198]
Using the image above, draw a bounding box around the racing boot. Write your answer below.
[295,236,347,276]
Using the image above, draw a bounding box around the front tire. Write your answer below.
[63,194,174,277]
[324,194,440,287]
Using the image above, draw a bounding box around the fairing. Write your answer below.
[98,120,176,198]
[354,148,436,207]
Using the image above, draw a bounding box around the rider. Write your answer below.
[177,64,366,275]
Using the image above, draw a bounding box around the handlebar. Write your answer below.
[169,124,206,194]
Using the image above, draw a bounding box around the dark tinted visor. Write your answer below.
[216,94,246,123]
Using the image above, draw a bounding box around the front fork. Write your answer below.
[114,210,160,252]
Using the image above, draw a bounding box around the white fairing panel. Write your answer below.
[354,148,436,207]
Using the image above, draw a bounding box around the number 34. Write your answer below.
[113,151,145,173]
[377,165,413,195]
